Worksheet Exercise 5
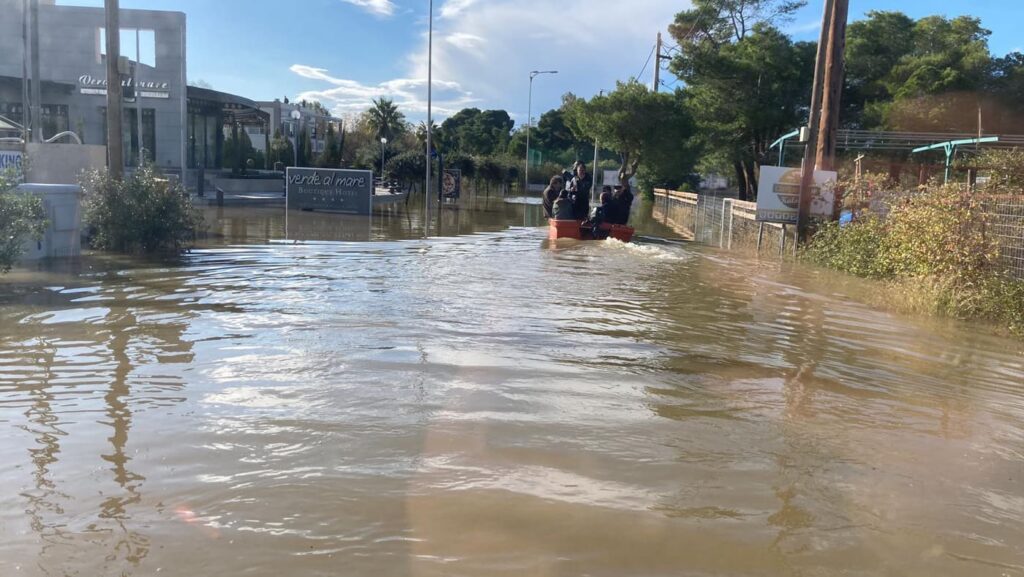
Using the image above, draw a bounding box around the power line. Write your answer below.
[636,43,656,82]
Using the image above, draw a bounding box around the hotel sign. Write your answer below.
[756,165,837,224]
[0,150,23,177]
[286,168,373,215]
[78,74,170,99]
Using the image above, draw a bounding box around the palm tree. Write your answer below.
[366,98,406,143]
[415,120,438,148]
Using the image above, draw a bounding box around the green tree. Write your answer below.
[317,124,341,168]
[565,80,697,195]
[845,12,996,131]
[0,170,46,273]
[669,0,813,199]
[366,97,407,142]
[437,108,514,155]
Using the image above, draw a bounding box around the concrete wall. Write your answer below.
[16,183,82,260]
[25,142,106,184]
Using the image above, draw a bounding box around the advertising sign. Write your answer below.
[286,167,373,214]
[0,150,23,177]
[756,165,837,224]
[442,169,461,198]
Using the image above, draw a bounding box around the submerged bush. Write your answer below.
[804,179,1024,335]
[82,164,201,255]
[0,170,46,273]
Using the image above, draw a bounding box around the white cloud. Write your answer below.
[293,0,689,122]
[445,32,485,50]
[341,0,396,17]
[440,0,478,19]
[289,65,477,117]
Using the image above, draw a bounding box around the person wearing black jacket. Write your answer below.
[609,184,634,225]
[569,163,592,220]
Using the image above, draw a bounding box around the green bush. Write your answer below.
[0,170,46,273]
[82,164,201,255]
[804,180,1024,335]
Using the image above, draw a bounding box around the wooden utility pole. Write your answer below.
[654,32,662,92]
[815,0,849,171]
[105,0,124,177]
[795,0,835,246]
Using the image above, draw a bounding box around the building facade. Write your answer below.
[0,0,187,173]
[257,99,342,156]
[0,0,269,177]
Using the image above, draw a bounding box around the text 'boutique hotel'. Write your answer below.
[0,0,271,176]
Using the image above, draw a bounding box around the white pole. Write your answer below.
[425,0,433,219]
[525,74,532,198]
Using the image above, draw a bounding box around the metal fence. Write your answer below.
[653,189,792,256]
[983,195,1024,279]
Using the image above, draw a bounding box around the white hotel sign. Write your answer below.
[78,74,170,99]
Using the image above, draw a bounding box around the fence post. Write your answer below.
[719,198,728,248]
[756,222,764,253]
[727,201,734,250]
[780,224,786,256]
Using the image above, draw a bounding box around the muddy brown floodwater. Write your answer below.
[1,198,1023,576]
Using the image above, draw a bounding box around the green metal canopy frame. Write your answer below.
[911,136,999,184]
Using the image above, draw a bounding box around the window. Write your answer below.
[98,27,157,67]
[40,104,69,140]
[99,107,156,166]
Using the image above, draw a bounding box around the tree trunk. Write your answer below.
[734,161,746,200]
[744,161,758,201]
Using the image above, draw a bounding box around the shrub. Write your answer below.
[82,164,201,255]
[0,170,46,273]
[804,180,1024,335]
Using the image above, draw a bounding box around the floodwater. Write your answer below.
[1,197,1023,577]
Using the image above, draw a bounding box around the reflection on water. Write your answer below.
[1,197,1023,576]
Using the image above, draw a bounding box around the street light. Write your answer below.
[290,109,301,167]
[525,69,557,196]
[380,136,388,183]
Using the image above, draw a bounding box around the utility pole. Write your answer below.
[654,32,662,92]
[796,0,836,247]
[30,0,41,142]
[105,0,124,177]
[652,32,674,93]
[21,0,29,141]
[815,0,849,171]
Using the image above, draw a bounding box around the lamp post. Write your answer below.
[525,70,557,196]
[380,136,387,181]
[290,109,301,167]
[425,0,433,216]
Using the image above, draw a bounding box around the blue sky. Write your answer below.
[60,0,1024,124]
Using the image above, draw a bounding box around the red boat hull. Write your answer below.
[548,220,634,242]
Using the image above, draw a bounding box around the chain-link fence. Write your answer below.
[983,195,1024,279]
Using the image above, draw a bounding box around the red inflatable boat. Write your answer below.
[548,219,635,242]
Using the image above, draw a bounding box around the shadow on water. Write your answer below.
[0,193,1022,576]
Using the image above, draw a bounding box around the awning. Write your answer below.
[186,86,269,125]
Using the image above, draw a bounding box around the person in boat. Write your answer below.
[553,190,576,220]
[585,190,615,239]
[608,184,635,225]
[541,175,564,219]
[569,162,593,220]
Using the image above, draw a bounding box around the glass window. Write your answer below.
[98,27,157,67]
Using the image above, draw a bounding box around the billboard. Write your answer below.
[442,169,461,199]
[286,167,373,214]
[756,165,837,224]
